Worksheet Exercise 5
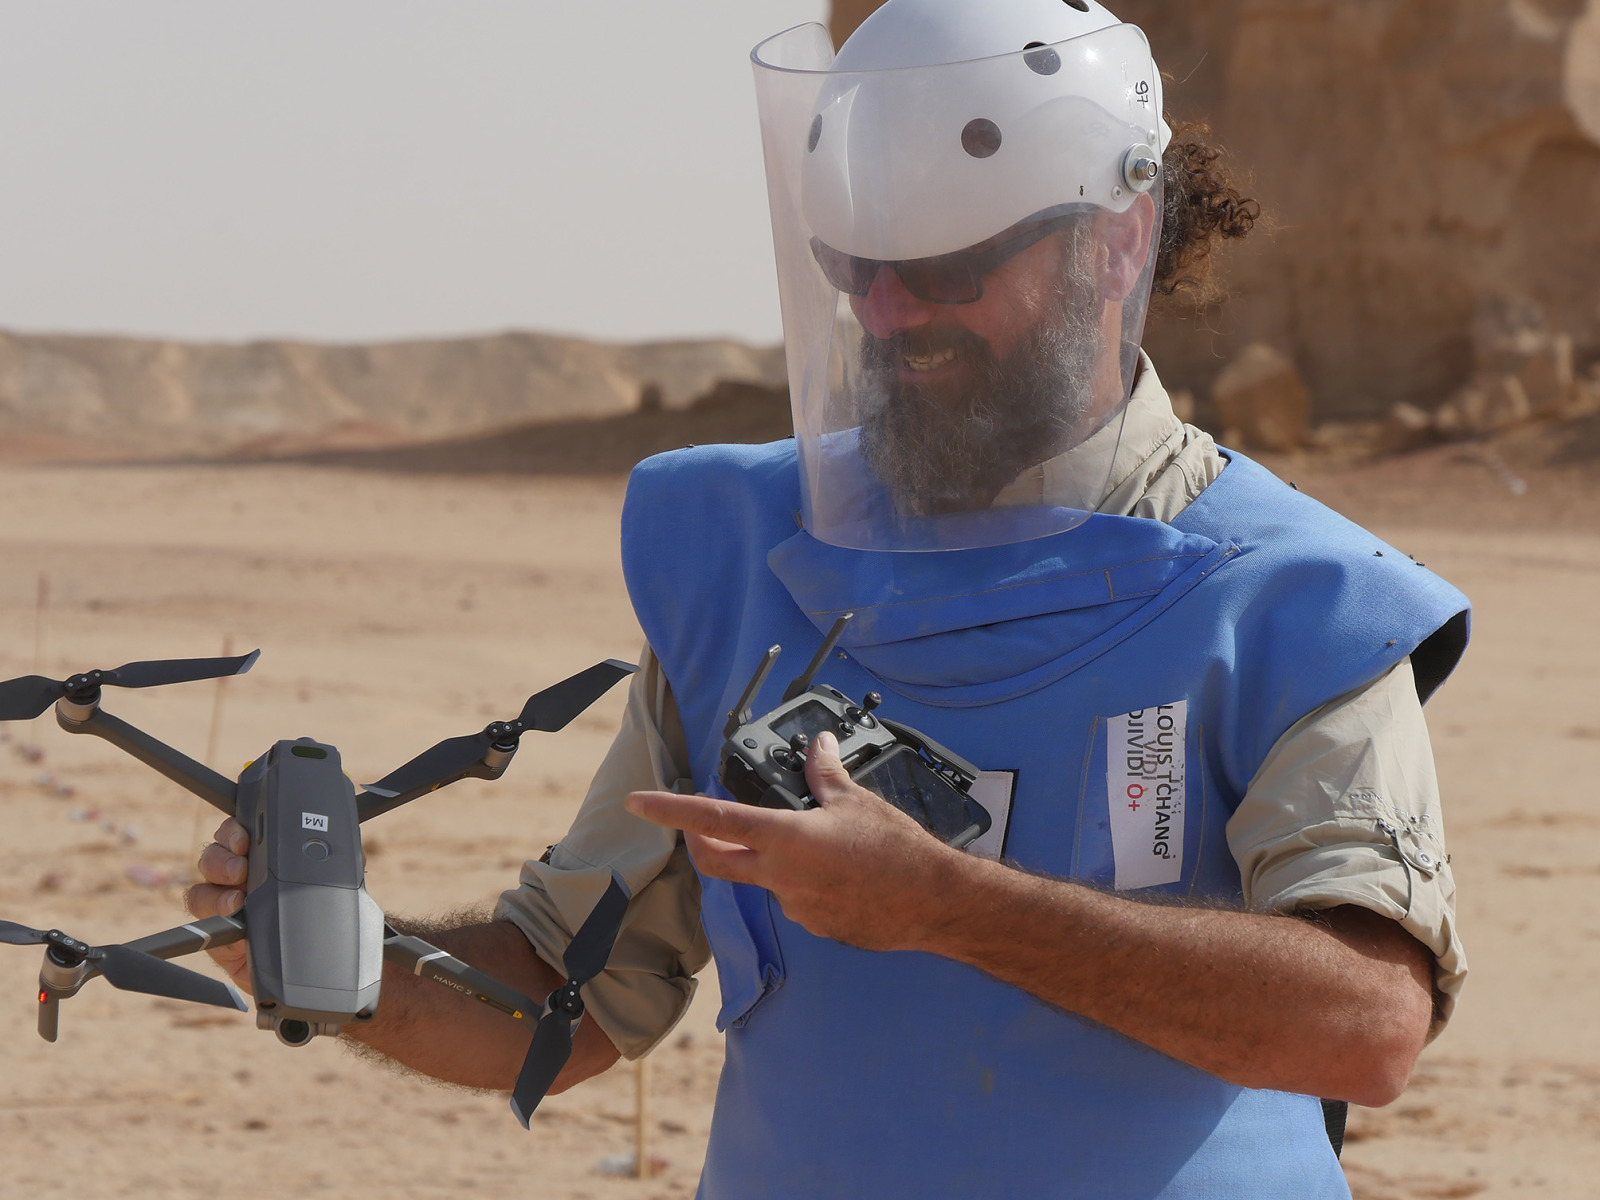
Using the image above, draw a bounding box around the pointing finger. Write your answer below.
[683,832,765,887]
[625,790,782,850]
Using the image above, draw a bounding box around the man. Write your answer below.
[189,1,1469,1195]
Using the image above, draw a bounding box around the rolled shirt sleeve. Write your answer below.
[1227,657,1466,1036]
[494,645,710,1060]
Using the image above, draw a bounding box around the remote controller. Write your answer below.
[717,615,991,850]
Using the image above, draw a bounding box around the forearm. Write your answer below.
[342,919,620,1093]
[628,735,1433,1106]
[917,852,1433,1106]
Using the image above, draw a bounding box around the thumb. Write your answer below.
[804,731,855,805]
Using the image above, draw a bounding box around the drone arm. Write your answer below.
[55,703,237,815]
[383,927,542,1028]
[34,916,248,1043]
[355,747,516,822]
[120,914,246,962]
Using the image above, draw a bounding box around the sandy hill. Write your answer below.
[236,379,791,475]
[0,328,786,459]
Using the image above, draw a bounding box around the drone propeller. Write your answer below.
[366,659,636,798]
[0,920,49,946]
[1,921,247,1041]
[93,944,247,1009]
[509,873,631,1127]
[0,650,261,722]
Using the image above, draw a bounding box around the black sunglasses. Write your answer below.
[810,212,1079,305]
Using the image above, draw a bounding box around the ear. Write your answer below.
[1096,193,1158,303]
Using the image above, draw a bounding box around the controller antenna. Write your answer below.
[724,646,782,739]
[781,613,854,704]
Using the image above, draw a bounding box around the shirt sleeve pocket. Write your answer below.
[1236,806,1466,1034]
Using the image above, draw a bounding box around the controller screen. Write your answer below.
[854,748,975,843]
[772,700,841,745]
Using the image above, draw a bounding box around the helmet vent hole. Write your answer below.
[960,118,1002,159]
[1063,0,1091,11]
[807,114,822,153]
[1022,43,1061,75]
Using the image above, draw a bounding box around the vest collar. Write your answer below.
[767,513,1225,696]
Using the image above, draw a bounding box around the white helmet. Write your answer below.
[751,0,1168,551]
[804,0,1169,261]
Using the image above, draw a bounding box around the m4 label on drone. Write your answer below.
[1106,702,1186,890]
[301,812,330,832]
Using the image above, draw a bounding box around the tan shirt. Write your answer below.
[496,363,1466,1058]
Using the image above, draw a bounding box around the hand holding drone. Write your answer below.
[0,649,636,1126]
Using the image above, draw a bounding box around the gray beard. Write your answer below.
[853,291,1105,516]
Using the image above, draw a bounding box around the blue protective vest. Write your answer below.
[620,441,1469,1200]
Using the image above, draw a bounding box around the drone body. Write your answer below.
[235,738,384,1045]
[4,651,637,1123]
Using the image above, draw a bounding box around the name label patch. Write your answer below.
[1107,702,1187,890]
[301,812,330,832]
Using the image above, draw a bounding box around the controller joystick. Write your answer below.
[845,691,882,729]
[772,731,810,772]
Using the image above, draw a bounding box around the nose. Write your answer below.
[850,265,937,340]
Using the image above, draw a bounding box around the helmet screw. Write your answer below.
[1121,144,1160,194]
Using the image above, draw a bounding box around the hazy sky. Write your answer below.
[0,1,828,345]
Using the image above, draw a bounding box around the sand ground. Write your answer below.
[0,455,1595,1199]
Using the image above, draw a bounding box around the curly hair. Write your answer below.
[1152,120,1261,303]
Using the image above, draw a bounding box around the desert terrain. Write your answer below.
[0,418,1596,1199]
[4,2,1595,1194]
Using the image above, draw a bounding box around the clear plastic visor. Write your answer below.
[752,22,1164,552]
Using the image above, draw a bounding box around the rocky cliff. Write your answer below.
[0,329,786,457]
[831,0,1600,419]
